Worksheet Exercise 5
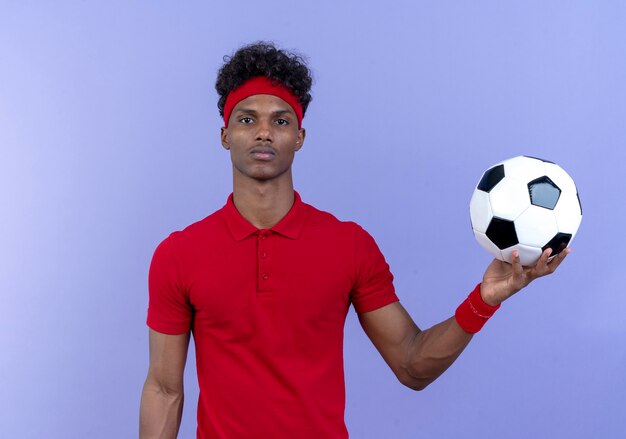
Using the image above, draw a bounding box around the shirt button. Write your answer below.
[262,273,269,280]
[261,252,267,258]
[261,235,267,240]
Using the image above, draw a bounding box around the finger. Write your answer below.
[530,247,552,277]
[546,247,571,273]
[538,247,552,268]
[508,251,526,290]
[511,250,524,277]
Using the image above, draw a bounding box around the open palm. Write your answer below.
[480,247,571,306]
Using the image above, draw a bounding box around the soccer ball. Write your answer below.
[469,156,582,266]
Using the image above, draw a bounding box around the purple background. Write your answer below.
[1,1,625,438]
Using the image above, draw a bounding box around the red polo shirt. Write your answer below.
[147,191,398,438]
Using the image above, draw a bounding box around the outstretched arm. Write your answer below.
[139,329,190,438]
[358,247,570,390]
[358,303,470,390]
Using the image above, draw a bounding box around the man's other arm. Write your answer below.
[139,329,190,438]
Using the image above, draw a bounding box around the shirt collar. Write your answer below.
[222,191,304,241]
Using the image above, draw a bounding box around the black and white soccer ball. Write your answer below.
[470,156,582,266]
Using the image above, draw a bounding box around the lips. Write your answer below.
[250,146,276,161]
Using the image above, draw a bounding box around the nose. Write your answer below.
[255,119,273,143]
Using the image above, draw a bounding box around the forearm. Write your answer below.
[139,381,184,439]
[403,317,472,390]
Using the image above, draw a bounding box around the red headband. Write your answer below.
[223,76,303,129]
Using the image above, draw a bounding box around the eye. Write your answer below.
[275,118,289,126]
[239,116,254,124]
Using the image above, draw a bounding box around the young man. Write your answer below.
[139,42,569,439]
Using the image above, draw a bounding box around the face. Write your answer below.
[221,94,305,184]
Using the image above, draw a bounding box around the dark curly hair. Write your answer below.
[215,41,313,118]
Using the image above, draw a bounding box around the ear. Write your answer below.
[295,128,306,152]
[221,127,229,150]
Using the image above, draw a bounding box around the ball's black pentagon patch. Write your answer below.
[486,217,518,250]
[542,232,572,256]
[577,192,583,215]
[528,176,561,209]
[477,164,505,193]
[523,155,555,164]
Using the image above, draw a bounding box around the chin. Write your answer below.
[233,159,293,182]
[245,165,292,182]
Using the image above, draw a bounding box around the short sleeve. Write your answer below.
[351,225,399,313]
[146,234,193,334]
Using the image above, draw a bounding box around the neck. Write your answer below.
[232,175,295,230]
